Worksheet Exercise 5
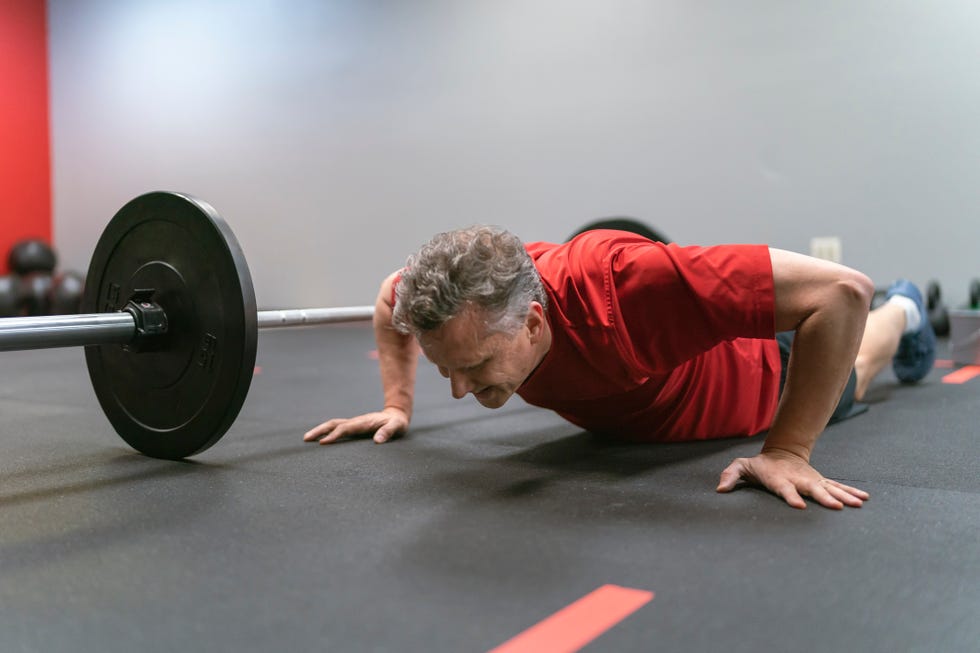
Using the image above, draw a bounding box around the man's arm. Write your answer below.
[303,271,419,444]
[716,248,874,509]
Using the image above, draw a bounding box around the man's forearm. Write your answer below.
[764,285,870,461]
[373,295,418,420]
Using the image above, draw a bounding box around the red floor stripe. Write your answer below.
[488,584,654,653]
[942,366,980,384]
[934,359,954,369]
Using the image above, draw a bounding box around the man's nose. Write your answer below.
[449,370,474,399]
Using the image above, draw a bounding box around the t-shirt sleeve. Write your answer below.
[608,242,776,373]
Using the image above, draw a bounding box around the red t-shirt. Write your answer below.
[517,231,781,442]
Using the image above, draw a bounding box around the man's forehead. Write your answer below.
[420,346,489,369]
[420,306,487,339]
[418,309,497,361]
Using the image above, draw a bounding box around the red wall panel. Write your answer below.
[0,0,51,274]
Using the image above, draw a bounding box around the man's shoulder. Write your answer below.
[525,231,672,318]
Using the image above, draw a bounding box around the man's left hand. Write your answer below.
[716,449,869,510]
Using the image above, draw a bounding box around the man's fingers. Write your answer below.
[826,479,870,501]
[822,480,866,508]
[373,422,404,443]
[834,490,863,509]
[318,427,349,444]
[303,420,338,442]
[305,418,372,444]
[804,479,867,510]
[319,418,379,444]
[775,482,808,510]
[306,413,406,445]
[808,482,845,510]
[716,458,748,492]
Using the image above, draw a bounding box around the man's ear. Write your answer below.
[525,301,546,342]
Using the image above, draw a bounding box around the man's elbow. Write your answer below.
[838,270,875,314]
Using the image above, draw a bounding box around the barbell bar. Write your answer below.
[0,191,377,460]
[0,313,138,351]
[257,306,375,329]
[0,305,375,351]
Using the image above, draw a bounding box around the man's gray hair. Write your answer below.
[391,225,548,336]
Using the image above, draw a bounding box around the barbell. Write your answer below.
[0,192,375,460]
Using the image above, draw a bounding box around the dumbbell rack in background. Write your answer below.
[0,239,86,318]
[949,279,980,365]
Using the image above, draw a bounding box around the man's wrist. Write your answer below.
[383,405,411,419]
[760,440,812,463]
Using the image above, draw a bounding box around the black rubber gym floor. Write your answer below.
[1,325,977,652]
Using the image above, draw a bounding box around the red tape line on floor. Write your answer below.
[487,584,654,653]
[942,365,980,384]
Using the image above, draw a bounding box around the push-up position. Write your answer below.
[305,227,936,510]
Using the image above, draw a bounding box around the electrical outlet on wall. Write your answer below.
[810,236,842,263]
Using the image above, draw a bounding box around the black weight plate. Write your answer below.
[81,192,257,459]
[567,217,671,244]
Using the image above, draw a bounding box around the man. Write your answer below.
[304,226,936,510]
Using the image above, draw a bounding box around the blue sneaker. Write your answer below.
[886,279,936,383]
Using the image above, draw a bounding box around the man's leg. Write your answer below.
[854,279,935,401]
[854,302,906,401]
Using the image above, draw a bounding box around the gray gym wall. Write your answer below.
[49,0,980,310]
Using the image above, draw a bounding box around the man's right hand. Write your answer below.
[303,407,409,445]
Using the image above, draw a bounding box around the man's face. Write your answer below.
[418,304,545,409]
